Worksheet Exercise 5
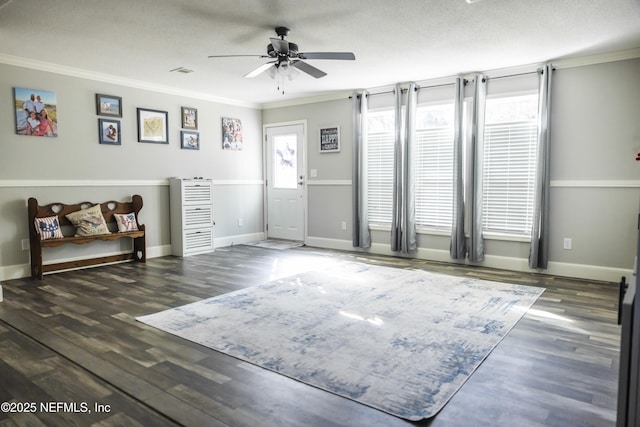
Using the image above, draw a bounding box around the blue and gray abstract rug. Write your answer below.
[137,262,544,420]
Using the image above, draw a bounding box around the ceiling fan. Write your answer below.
[208,27,355,91]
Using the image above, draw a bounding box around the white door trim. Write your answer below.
[262,120,308,243]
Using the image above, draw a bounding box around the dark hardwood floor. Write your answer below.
[0,245,621,426]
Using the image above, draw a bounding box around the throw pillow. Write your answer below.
[34,215,64,240]
[65,204,110,236]
[114,212,139,232]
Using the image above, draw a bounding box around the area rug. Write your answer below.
[137,262,544,421]
[244,239,304,250]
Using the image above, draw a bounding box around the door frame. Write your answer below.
[262,120,308,243]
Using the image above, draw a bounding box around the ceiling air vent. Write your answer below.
[170,67,194,74]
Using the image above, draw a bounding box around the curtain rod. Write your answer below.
[349,82,456,99]
[349,65,554,99]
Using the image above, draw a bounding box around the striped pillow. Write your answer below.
[34,215,64,240]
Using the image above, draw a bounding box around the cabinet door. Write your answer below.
[184,183,212,205]
[184,228,213,254]
[184,206,213,228]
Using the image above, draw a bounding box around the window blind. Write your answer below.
[367,130,394,224]
[482,119,537,235]
[415,126,454,228]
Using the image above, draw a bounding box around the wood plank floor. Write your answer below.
[0,245,621,426]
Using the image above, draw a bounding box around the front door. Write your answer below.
[265,123,305,241]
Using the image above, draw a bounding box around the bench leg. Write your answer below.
[30,247,43,280]
[134,236,146,263]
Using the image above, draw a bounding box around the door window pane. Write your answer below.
[273,134,297,189]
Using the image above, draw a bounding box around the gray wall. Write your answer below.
[1,57,638,282]
[263,58,640,282]
[0,62,264,279]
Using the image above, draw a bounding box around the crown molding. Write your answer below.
[0,53,261,109]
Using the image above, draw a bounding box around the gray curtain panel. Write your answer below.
[352,90,371,248]
[391,84,417,253]
[450,77,467,260]
[468,75,487,262]
[529,64,553,269]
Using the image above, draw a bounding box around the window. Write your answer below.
[415,103,455,229]
[482,94,538,236]
[366,110,395,225]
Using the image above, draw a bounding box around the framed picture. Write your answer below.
[14,87,58,137]
[181,107,197,130]
[96,94,122,117]
[181,130,200,150]
[319,126,340,152]
[137,108,168,144]
[222,117,243,150]
[98,119,121,145]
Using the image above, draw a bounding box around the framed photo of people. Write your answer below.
[222,117,243,150]
[96,94,122,117]
[181,107,198,130]
[14,87,58,137]
[98,119,121,145]
[180,130,200,150]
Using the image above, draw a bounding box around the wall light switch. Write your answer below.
[310,169,318,178]
[563,237,572,250]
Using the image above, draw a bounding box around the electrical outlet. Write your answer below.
[238,218,243,227]
[21,239,30,251]
[341,221,347,230]
[563,237,572,250]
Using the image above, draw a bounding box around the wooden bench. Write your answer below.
[28,195,146,280]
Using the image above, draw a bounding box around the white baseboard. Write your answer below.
[305,236,631,283]
[215,232,266,249]
[1,237,629,286]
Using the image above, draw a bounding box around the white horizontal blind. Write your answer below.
[415,104,454,229]
[366,110,395,225]
[482,94,538,235]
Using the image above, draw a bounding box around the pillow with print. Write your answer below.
[114,212,139,232]
[34,215,64,240]
[65,204,110,236]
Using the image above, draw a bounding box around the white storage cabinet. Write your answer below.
[170,178,214,256]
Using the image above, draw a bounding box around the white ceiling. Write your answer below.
[1,0,640,107]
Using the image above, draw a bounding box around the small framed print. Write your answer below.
[181,107,197,130]
[319,126,340,153]
[98,119,121,145]
[96,94,122,117]
[181,130,200,150]
[137,108,168,144]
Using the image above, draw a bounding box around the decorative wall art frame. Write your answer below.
[96,94,122,117]
[181,107,198,130]
[14,87,58,137]
[137,108,168,144]
[98,119,121,145]
[319,125,340,152]
[180,130,200,150]
[222,117,243,150]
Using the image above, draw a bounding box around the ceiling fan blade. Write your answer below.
[244,62,276,78]
[270,38,289,55]
[208,54,267,58]
[297,52,356,60]
[291,60,327,79]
